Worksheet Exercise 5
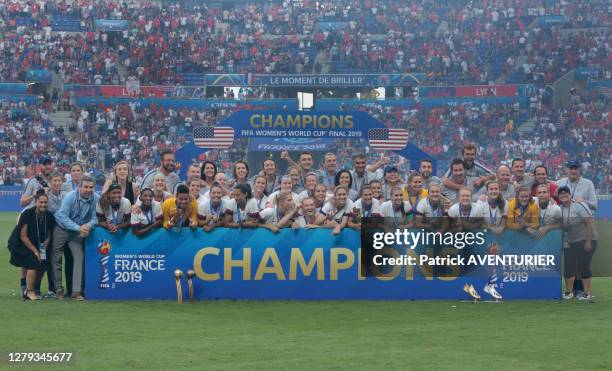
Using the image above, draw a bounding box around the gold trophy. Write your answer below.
[174,269,184,304]
[352,207,361,224]
[186,269,196,302]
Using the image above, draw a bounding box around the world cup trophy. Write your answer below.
[186,269,196,302]
[174,269,184,304]
[97,241,111,289]
[352,207,361,224]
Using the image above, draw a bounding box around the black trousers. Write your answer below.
[564,240,597,279]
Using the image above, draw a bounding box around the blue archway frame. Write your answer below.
[176,110,435,178]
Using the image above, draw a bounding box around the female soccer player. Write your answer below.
[226,184,259,228]
[131,188,162,236]
[266,176,300,208]
[369,179,384,202]
[162,185,198,231]
[198,183,232,232]
[506,186,538,231]
[478,180,508,235]
[260,191,299,233]
[316,186,353,235]
[297,172,319,203]
[403,173,428,208]
[447,187,484,231]
[186,176,202,204]
[292,197,323,229]
[251,175,268,211]
[96,183,132,233]
[349,185,381,229]
[527,183,561,239]
[415,183,446,230]
[380,186,412,228]
[231,160,250,187]
[312,184,328,213]
[152,172,173,203]
[353,185,381,218]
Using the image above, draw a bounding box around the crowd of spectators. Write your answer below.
[343,89,610,192]
[0,0,609,192]
[1,87,610,193]
[0,0,610,85]
[510,28,610,83]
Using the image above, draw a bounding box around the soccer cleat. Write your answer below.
[578,294,593,302]
[44,291,57,299]
[563,292,574,300]
[484,284,503,300]
[463,283,481,300]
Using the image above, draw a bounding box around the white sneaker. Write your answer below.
[578,294,593,302]
[484,284,503,300]
[463,283,481,300]
[563,292,574,300]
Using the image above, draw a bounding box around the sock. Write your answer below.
[488,268,497,286]
[20,277,26,290]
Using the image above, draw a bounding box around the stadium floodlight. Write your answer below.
[297,92,314,111]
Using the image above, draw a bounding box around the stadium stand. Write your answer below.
[0,0,609,194]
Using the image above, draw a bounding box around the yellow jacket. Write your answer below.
[403,188,428,207]
[506,199,538,230]
[161,197,199,229]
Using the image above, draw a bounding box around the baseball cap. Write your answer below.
[108,183,122,192]
[557,186,571,195]
[40,155,53,165]
[566,160,580,168]
[384,165,399,175]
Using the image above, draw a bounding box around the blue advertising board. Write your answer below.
[250,74,424,87]
[175,110,436,175]
[85,228,562,300]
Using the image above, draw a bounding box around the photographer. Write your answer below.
[20,156,54,209]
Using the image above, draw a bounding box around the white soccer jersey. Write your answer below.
[130,201,162,227]
[353,198,381,217]
[320,199,355,224]
[534,200,562,227]
[380,200,412,218]
[447,203,485,219]
[476,199,509,227]
[225,198,259,223]
[96,197,132,223]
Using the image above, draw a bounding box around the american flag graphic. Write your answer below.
[368,128,409,150]
[193,126,234,149]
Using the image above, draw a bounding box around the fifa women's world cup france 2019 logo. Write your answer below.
[98,240,112,289]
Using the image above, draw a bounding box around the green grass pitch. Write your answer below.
[0,212,611,370]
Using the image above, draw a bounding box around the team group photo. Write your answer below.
[0,0,610,369]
